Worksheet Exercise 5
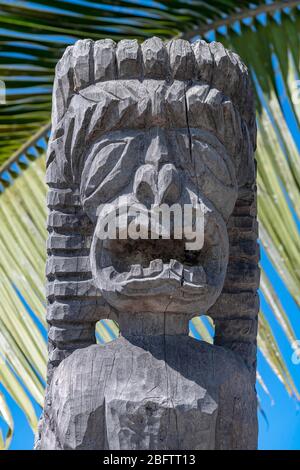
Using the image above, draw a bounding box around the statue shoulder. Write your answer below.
[186,337,253,386]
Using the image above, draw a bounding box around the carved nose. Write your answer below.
[157,164,181,205]
[134,164,181,207]
[133,164,156,208]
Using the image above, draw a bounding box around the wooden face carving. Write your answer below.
[46,38,255,316]
[62,79,240,315]
[39,39,259,452]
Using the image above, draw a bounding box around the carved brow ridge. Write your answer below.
[76,83,243,135]
[85,124,240,162]
[78,80,231,101]
[84,128,234,181]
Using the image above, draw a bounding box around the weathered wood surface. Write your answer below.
[36,37,259,450]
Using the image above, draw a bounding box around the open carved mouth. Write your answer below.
[90,207,229,314]
[97,232,222,291]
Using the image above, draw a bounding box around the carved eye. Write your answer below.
[82,140,127,199]
[192,138,237,219]
[172,130,237,219]
[81,135,142,213]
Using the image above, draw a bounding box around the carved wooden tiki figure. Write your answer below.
[36,37,259,450]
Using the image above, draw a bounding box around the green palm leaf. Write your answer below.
[0,392,13,450]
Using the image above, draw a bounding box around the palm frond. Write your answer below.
[216,10,300,313]
[0,157,47,436]
[0,392,13,450]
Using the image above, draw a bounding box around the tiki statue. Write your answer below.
[36,37,259,450]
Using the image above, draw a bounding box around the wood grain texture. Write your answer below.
[36,37,259,450]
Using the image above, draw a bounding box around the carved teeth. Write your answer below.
[102,259,205,285]
[143,259,163,277]
[183,268,192,284]
[183,266,206,285]
[129,264,143,278]
[170,259,183,277]
[101,266,117,280]
[101,266,131,284]
[150,259,163,272]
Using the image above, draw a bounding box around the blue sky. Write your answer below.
[1,1,300,450]
[257,247,300,450]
